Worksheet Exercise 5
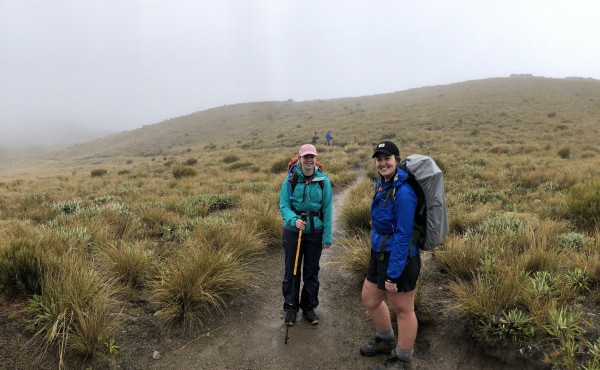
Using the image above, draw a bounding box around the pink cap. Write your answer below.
[299,144,318,157]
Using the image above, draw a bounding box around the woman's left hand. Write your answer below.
[385,280,398,293]
[322,244,331,249]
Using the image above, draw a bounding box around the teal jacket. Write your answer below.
[279,165,333,245]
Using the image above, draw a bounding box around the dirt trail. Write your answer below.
[125,170,540,370]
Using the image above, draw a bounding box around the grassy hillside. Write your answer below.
[2,76,598,178]
[0,76,599,369]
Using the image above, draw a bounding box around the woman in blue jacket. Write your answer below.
[279,144,333,327]
[360,141,420,368]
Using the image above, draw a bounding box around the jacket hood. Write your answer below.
[380,167,408,188]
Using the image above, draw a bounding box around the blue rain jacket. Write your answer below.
[371,167,418,280]
[279,165,333,245]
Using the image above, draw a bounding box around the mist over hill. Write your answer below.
[2,76,599,176]
[0,121,113,160]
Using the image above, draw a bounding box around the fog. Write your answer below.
[1,0,599,148]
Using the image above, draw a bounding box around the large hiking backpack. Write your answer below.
[374,154,448,251]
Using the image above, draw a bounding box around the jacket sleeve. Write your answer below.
[321,176,333,244]
[386,183,417,280]
[279,177,299,230]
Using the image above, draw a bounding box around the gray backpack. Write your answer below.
[400,154,448,251]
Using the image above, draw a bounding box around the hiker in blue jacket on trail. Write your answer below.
[360,141,420,369]
[279,144,333,327]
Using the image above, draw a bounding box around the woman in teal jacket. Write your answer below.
[279,144,332,327]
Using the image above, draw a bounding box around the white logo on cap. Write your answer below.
[378,143,385,148]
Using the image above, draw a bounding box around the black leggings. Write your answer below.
[281,227,323,312]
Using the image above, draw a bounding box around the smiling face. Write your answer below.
[299,154,317,174]
[375,153,398,182]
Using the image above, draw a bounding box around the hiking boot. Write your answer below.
[360,336,396,357]
[372,355,410,370]
[303,309,319,325]
[285,312,296,326]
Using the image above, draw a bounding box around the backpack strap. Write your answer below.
[288,165,325,229]
[404,175,427,253]
[373,178,396,208]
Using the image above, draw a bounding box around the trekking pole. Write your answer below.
[285,212,307,344]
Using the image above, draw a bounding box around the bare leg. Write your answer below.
[361,279,391,332]
[387,289,417,350]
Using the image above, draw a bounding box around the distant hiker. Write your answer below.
[312,131,318,144]
[360,141,420,369]
[279,144,333,327]
[353,132,357,144]
[326,131,332,146]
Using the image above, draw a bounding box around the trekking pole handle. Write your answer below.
[293,212,308,276]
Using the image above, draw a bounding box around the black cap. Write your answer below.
[372,141,400,158]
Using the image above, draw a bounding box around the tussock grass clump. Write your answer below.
[192,219,264,260]
[434,234,483,280]
[0,238,49,296]
[239,204,281,248]
[567,180,600,230]
[97,207,141,240]
[335,230,371,276]
[101,241,154,290]
[172,165,197,178]
[366,165,379,181]
[26,254,121,359]
[328,170,357,188]
[138,204,181,239]
[90,169,107,177]
[557,147,570,159]
[175,194,239,218]
[152,246,251,328]
[451,265,526,324]
[222,154,240,164]
[270,156,292,174]
[340,178,372,234]
[226,161,252,171]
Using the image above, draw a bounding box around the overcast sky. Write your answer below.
[1,0,599,135]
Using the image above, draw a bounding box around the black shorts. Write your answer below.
[366,250,421,292]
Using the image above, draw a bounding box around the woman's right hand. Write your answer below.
[295,218,306,230]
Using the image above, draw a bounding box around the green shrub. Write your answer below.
[172,165,197,178]
[567,181,600,230]
[557,232,589,251]
[185,158,198,165]
[480,308,536,342]
[91,168,107,177]
[52,200,84,215]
